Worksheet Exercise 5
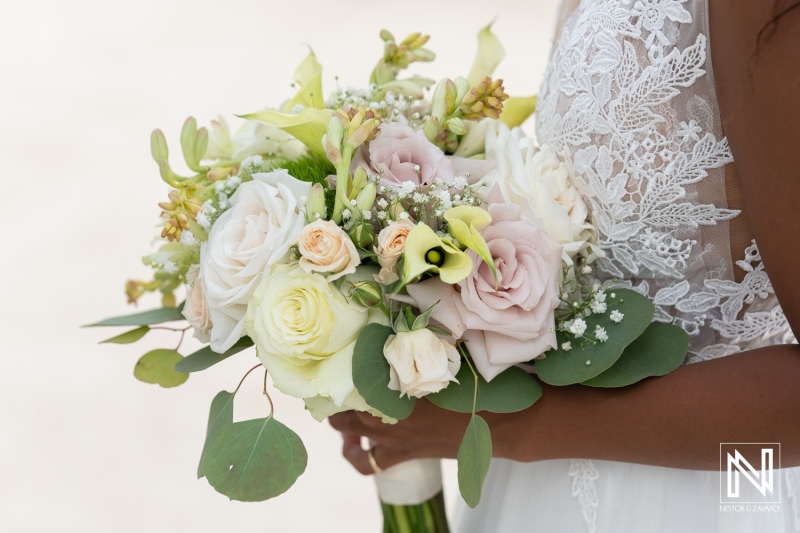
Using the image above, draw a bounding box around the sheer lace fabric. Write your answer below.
[454,0,798,531]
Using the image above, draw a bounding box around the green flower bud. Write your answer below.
[349,280,383,309]
[306,183,326,223]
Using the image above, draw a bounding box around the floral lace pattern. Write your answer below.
[537,0,797,530]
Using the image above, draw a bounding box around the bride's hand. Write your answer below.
[328,399,473,475]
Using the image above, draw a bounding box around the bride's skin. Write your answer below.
[329,0,800,474]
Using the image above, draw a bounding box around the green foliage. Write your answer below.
[457,414,492,508]
[428,364,541,414]
[84,305,185,327]
[197,391,235,479]
[203,417,307,502]
[133,349,189,388]
[174,337,254,373]
[535,289,654,385]
[352,324,416,420]
[100,326,150,344]
[582,323,689,388]
[269,155,336,216]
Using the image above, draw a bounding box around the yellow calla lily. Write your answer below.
[239,107,333,160]
[402,224,473,285]
[444,206,498,284]
[501,95,537,128]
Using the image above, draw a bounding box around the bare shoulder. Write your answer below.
[707,0,800,338]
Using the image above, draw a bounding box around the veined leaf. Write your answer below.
[582,323,689,388]
[457,414,492,508]
[427,365,541,414]
[100,326,149,344]
[134,349,189,388]
[84,304,185,327]
[352,324,416,420]
[197,391,235,479]
[174,336,254,373]
[203,417,307,502]
[535,289,654,386]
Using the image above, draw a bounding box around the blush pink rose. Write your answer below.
[406,203,562,381]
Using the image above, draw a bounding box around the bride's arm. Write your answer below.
[329,1,800,474]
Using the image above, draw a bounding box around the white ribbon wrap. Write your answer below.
[373,458,443,505]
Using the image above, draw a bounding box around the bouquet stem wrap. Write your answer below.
[374,458,450,533]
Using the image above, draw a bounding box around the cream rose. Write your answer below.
[201,170,310,353]
[298,219,360,280]
[406,203,562,382]
[483,123,602,270]
[182,265,212,343]
[374,219,415,284]
[245,263,380,420]
[384,329,460,398]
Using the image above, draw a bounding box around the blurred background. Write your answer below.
[0,0,556,530]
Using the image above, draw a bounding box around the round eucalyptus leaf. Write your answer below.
[428,365,542,414]
[133,349,189,388]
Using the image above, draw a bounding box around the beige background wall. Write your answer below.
[0,1,557,530]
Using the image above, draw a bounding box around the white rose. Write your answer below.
[483,123,602,269]
[384,329,461,398]
[182,265,212,343]
[201,169,311,352]
[298,219,360,280]
[374,219,415,284]
[245,263,383,420]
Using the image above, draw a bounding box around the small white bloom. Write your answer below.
[412,192,425,203]
[163,260,178,274]
[377,211,387,220]
[595,327,608,342]
[202,200,216,215]
[226,175,242,189]
[561,341,572,351]
[569,318,587,337]
[581,265,592,274]
[350,199,357,207]
[398,212,409,220]
[594,290,607,303]
[363,211,373,220]
[214,180,227,193]
[610,310,624,323]
[196,212,211,230]
[342,208,352,220]
[591,300,607,314]
[180,230,197,247]
[291,104,305,114]
[241,154,263,170]
[377,198,388,209]
[399,181,417,197]
[451,176,468,189]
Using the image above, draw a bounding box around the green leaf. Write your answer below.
[174,336,254,373]
[84,304,185,327]
[203,417,307,502]
[133,349,189,388]
[100,326,149,344]
[457,414,492,508]
[197,391,235,479]
[352,324,416,420]
[427,365,542,414]
[582,323,689,388]
[535,289,654,386]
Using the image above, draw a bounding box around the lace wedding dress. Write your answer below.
[454,0,799,531]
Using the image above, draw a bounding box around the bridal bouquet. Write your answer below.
[88,26,688,532]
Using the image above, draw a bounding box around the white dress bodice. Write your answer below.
[454,0,799,531]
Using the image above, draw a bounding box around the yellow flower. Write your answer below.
[444,206,498,284]
[402,224,472,285]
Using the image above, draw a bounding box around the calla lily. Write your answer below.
[444,206,498,284]
[283,49,324,112]
[467,23,505,86]
[402,224,473,285]
[240,107,333,160]
[501,95,537,128]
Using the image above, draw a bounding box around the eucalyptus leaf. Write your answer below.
[100,326,149,344]
[427,365,541,414]
[134,349,189,388]
[457,414,492,508]
[197,391,235,479]
[203,417,307,502]
[535,289,654,386]
[174,336,254,373]
[582,323,689,388]
[84,304,185,327]
[352,324,416,420]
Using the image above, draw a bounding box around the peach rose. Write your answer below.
[406,203,562,381]
[298,219,360,280]
[374,219,415,284]
[182,265,212,343]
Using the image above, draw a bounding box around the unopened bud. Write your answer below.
[349,222,376,248]
[356,182,377,212]
[349,280,383,308]
[207,167,231,181]
[162,292,177,308]
[351,167,368,197]
[306,183,326,223]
